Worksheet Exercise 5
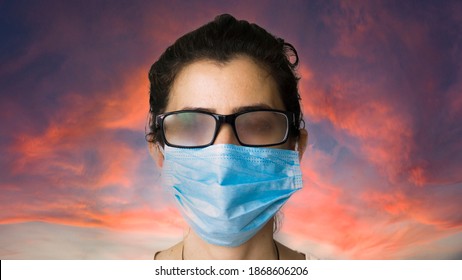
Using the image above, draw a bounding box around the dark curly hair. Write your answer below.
[146,14,302,144]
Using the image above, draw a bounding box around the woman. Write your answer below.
[146,14,308,260]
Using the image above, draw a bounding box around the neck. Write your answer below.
[182,220,278,260]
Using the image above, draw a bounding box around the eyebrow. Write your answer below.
[232,104,273,114]
[181,107,216,113]
[181,103,274,114]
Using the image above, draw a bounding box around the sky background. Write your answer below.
[1,0,461,259]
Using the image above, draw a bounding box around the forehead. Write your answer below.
[166,56,285,113]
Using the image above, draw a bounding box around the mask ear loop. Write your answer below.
[294,118,306,152]
[157,143,165,156]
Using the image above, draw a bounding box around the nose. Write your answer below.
[213,123,240,145]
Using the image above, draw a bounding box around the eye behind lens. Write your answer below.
[236,111,289,146]
[163,112,217,147]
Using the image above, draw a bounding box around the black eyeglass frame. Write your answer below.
[155,109,297,148]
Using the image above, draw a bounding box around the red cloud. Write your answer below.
[1,68,169,229]
[299,66,415,184]
[0,206,184,234]
[1,0,461,260]
[10,69,148,188]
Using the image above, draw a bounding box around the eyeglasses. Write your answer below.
[155,109,296,148]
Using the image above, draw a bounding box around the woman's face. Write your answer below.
[152,56,307,165]
[168,56,290,144]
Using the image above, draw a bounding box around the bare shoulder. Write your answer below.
[276,241,306,260]
[154,242,183,260]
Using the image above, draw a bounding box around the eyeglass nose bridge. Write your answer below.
[213,113,239,139]
[215,113,237,126]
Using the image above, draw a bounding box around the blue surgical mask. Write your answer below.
[161,144,303,247]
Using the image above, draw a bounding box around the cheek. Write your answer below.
[273,138,296,150]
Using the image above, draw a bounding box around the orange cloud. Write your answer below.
[0,66,169,233]
[283,185,448,259]
[10,68,149,187]
[0,206,184,234]
[2,0,461,260]
[300,70,414,183]
[280,143,462,259]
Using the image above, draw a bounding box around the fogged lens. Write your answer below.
[236,111,289,146]
[163,112,216,147]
